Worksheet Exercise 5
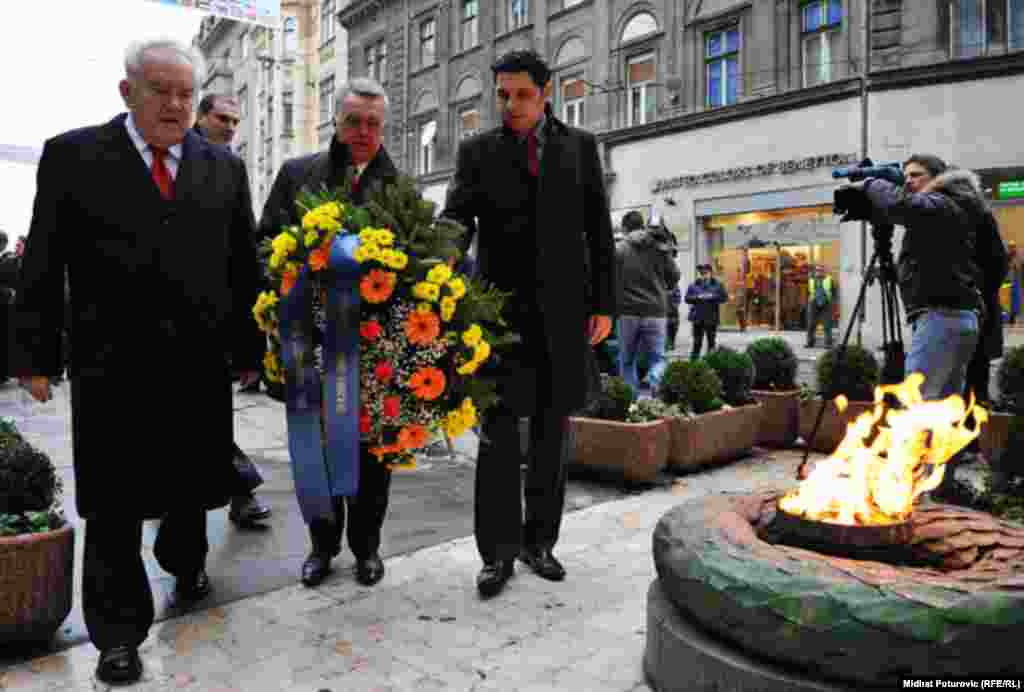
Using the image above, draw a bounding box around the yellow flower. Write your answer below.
[426,264,453,285]
[385,250,409,270]
[302,210,327,230]
[359,228,378,244]
[374,229,395,246]
[353,246,369,263]
[272,232,298,257]
[304,230,320,248]
[445,410,469,439]
[440,296,456,322]
[456,359,479,376]
[322,217,342,233]
[362,242,382,262]
[447,277,467,300]
[252,291,279,331]
[416,302,433,314]
[461,397,477,421]
[269,251,285,270]
[462,324,483,348]
[321,201,343,219]
[413,282,440,302]
[474,340,492,363]
[263,350,285,384]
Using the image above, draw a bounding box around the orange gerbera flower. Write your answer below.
[369,443,402,460]
[280,268,299,296]
[309,246,330,272]
[397,424,429,451]
[404,310,441,345]
[360,269,396,304]
[408,367,446,401]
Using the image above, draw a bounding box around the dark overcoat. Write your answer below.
[442,111,616,415]
[11,114,265,521]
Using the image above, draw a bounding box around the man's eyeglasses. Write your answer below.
[339,114,384,131]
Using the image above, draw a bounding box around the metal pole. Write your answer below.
[857,0,872,347]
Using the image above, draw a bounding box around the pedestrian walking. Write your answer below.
[805,264,835,348]
[192,92,273,529]
[442,50,616,599]
[685,263,728,360]
[259,77,398,589]
[12,39,265,685]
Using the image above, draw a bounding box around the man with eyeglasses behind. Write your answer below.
[258,77,398,589]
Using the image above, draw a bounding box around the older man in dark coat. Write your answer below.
[443,50,616,599]
[259,77,399,590]
[13,41,264,684]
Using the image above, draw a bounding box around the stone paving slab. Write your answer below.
[0,446,815,691]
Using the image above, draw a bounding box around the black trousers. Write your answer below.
[474,404,569,565]
[83,511,207,650]
[308,451,392,560]
[691,322,717,360]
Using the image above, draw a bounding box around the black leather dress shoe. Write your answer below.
[476,560,514,599]
[301,551,334,587]
[229,495,272,527]
[175,570,212,603]
[96,645,143,684]
[519,547,566,581]
[355,554,385,586]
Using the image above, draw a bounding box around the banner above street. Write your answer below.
[145,0,281,28]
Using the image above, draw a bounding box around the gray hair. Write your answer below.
[124,39,204,90]
[336,77,390,116]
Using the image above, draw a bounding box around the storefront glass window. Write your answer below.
[703,206,841,332]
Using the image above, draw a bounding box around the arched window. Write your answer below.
[415,90,438,114]
[621,12,658,44]
[455,75,482,101]
[555,37,586,65]
[284,17,298,54]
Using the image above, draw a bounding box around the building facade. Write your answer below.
[339,0,1024,345]
[194,0,348,217]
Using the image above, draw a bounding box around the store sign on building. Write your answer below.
[998,180,1024,200]
[651,153,859,194]
[721,217,842,249]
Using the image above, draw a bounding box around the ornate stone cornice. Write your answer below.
[870,51,1024,92]
[339,0,395,30]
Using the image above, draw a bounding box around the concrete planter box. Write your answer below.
[666,404,762,471]
[980,411,1014,467]
[568,417,669,483]
[798,399,875,454]
[751,389,800,448]
[0,523,74,644]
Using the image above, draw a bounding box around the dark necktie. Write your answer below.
[151,146,174,200]
[526,131,539,177]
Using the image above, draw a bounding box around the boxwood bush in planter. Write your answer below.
[703,347,756,407]
[815,344,880,402]
[0,419,65,536]
[746,337,798,391]
[658,360,723,414]
[582,374,636,422]
[996,345,1024,414]
[983,347,1024,473]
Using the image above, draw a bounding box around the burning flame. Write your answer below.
[779,373,987,526]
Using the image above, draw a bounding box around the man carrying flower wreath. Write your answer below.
[443,51,617,599]
[258,78,399,588]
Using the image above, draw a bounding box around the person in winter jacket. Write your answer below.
[685,264,729,360]
[615,219,681,393]
[853,154,986,402]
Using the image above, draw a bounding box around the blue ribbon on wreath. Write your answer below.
[278,233,363,525]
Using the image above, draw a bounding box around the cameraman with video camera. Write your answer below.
[841,154,986,403]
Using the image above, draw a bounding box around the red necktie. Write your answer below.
[527,131,539,177]
[150,146,174,200]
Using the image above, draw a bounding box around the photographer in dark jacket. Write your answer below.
[850,154,984,403]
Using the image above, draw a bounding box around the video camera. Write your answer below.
[832,158,905,223]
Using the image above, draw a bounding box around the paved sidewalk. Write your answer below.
[0,448,812,692]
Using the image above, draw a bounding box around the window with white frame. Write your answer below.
[705,26,739,108]
[627,53,655,126]
[320,75,335,125]
[283,91,294,134]
[509,0,529,29]
[953,0,1024,57]
[366,40,388,84]
[284,17,298,54]
[458,109,481,140]
[320,0,336,46]
[802,0,842,87]
[420,19,436,67]
[419,120,436,175]
[462,1,479,50]
[562,77,585,127]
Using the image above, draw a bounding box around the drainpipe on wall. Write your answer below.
[857,0,872,347]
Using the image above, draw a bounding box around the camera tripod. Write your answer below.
[797,223,904,480]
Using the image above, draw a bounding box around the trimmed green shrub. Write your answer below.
[703,346,755,406]
[658,360,724,414]
[0,419,64,536]
[746,337,798,390]
[626,398,686,423]
[996,345,1024,414]
[815,345,880,402]
[583,374,636,422]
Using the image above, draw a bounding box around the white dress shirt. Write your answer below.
[124,113,182,180]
